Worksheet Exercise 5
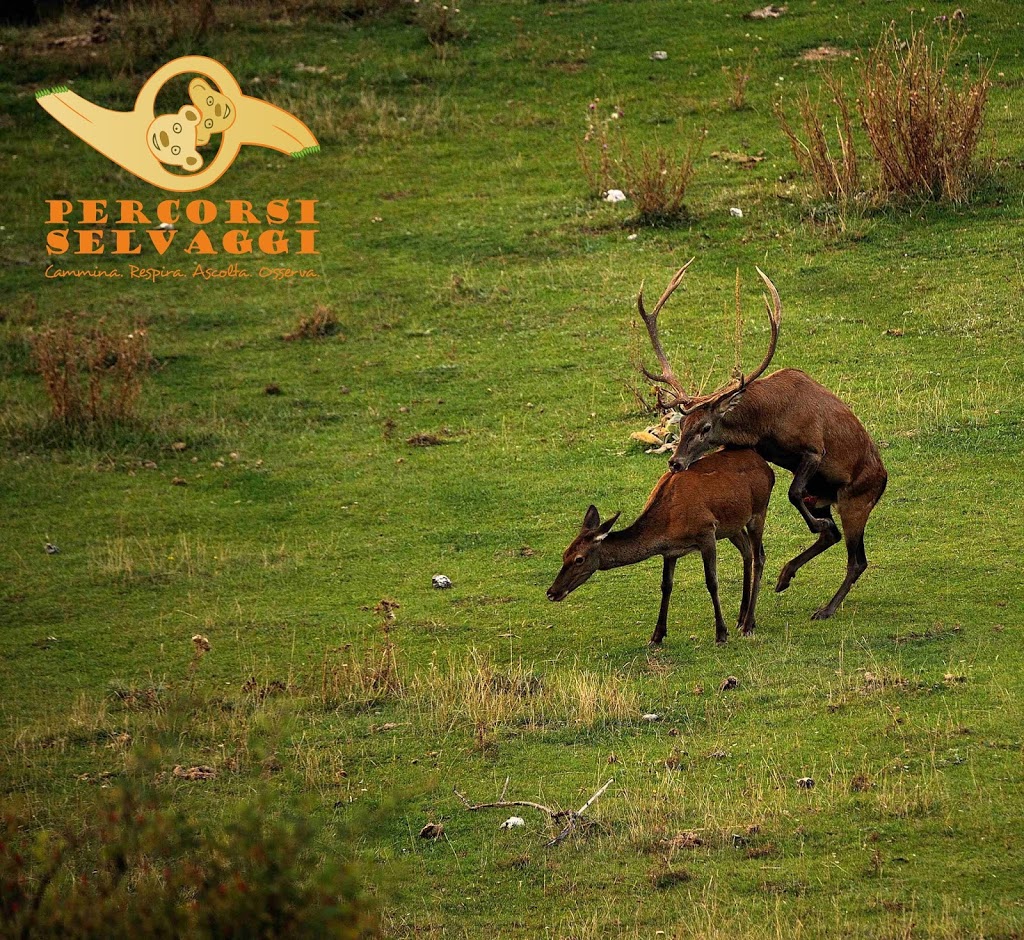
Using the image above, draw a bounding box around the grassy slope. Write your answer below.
[2,1,1024,936]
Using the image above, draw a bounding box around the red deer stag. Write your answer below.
[637,259,887,621]
[547,449,774,646]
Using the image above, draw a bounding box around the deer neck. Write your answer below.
[597,519,659,570]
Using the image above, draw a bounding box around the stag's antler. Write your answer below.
[637,262,782,414]
[637,258,695,409]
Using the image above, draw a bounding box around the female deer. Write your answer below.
[547,449,774,646]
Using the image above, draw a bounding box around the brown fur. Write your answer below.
[547,449,775,645]
[671,368,888,619]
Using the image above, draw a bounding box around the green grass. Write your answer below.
[2,1,1024,936]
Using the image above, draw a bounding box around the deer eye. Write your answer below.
[574,556,585,565]
[700,422,713,435]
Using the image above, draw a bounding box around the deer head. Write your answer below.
[547,505,620,601]
[636,261,781,471]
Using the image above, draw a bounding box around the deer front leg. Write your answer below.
[699,537,728,645]
[651,556,677,645]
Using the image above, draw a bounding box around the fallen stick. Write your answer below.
[453,778,614,847]
[546,777,614,847]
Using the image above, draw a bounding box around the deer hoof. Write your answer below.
[775,570,794,592]
[811,606,834,621]
[740,622,756,636]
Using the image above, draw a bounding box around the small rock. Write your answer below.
[499,816,525,829]
[665,830,703,849]
[432,574,453,590]
[142,460,158,470]
[419,822,444,840]
[729,207,744,218]
[171,441,187,451]
[797,777,815,790]
[171,477,187,486]
[44,542,60,554]
[650,51,669,61]
[719,676,739,692]
[407,432,444,446]
[744,4,787,20]
[627,233,638,241]
[172,764,216,781]
[642,713,661,722]
[604,189,627,203]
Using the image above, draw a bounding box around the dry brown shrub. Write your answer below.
[619,131,707,225]
[858,24,991,202]
[776,74,860,204]
[724,53,756,110]
[283,304,342,341]
[29,316,151,428]
[578,99,624,197]
[320,601,404,708]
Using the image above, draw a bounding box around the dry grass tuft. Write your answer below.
[408,651,640,732]
[578,99,704,222]
[724,53,756,110]
[578,99,624,197]
[776,74,860,205]
[415,0,469,55]
[29,316,151,429]
[320,602,404,709]
[858,24,992,202]
[283,304,342,342]
[618,133,706,225]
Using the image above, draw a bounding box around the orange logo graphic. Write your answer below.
[36,55,319,193]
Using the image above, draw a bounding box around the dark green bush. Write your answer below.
[1,784,376,939]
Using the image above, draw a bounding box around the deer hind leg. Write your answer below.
[811,493,876,620]
[741,512,768,635]
[650,556,678,645]
[728,533,753,636]
[775,503,841,593]
[699,536,728,645]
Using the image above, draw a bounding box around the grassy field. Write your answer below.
[2,0,1024,936]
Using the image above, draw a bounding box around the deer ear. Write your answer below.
[582,505,601,532]
[594,511,621,540]
[715,390,744,415]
